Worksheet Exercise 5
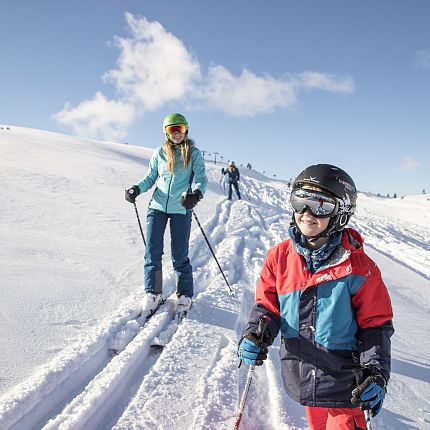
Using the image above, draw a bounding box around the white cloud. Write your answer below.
[299,71,355,93]
[202,67,354,116]
[103,13,201,111]
[202,66,298,116]
[54,14,355,138]
[414,50,430,70]
[400,155,421,171]
[53,92,135,141]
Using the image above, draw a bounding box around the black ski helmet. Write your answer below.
[292,163,357,235]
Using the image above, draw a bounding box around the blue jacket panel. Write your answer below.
[278,273,364,350]
[137,145,208,214]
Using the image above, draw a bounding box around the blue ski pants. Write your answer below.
[228,182,241,200]
[144,208,193,297]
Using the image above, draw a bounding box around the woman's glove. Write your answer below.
[237,333,268,366]
[181,190,203,209]
[125,185,140,203]
[351,367,387,417]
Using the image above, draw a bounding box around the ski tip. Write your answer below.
[150,336,166,348]
[150,343,165,350]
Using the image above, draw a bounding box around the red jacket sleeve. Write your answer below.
[352,255,394,381]
[351,257,393,328]
[255,247,281,318]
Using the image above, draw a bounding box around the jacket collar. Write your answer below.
[288,226,347,273]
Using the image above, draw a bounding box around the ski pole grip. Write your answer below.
[256,315,271,341]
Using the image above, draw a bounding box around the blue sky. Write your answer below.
[1,1,429,196]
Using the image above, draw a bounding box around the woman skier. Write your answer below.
[125,113,208,316]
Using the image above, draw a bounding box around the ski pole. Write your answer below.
[191,209,235,297]
[133,201,146,247]
[234,315,271,430]
[364,410,374,430]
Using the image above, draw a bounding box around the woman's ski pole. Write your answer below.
[191,209,234,297]
[234,315,271,430]
[133,201,146,247]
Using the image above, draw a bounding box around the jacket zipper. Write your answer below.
[311,293,317,404]
[165,175,173,212]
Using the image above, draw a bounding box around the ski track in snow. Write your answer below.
[1,149,429,429]
[0,175,286,430]
[113,191,285,429]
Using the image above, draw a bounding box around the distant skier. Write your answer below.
[238,164,394,430]
[125,113,208,317]
[223,161,241,200]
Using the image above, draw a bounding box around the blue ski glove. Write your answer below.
[351,368,387,417]
[125,185,140,203]
[237,333,268,366]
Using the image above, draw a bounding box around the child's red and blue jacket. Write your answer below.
[244,227,394,408]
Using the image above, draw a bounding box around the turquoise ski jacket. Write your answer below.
[137,144,208,214]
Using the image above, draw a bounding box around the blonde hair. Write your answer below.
[163,138,193,174]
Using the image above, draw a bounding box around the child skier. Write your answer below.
[125,113,208,317]
[238,164,394,430]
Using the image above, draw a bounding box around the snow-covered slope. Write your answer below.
[0,126,429,429]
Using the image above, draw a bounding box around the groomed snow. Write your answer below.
[0,126,429,429]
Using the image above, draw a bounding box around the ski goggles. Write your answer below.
[165,124,188,135]
[290,188,339,218]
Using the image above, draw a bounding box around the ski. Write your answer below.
[108,298,166,355]
[150,309,189,349]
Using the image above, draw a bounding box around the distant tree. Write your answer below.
[393,193,397,198]
[423,188,426,194]
[377,193,381,197]
[246,163,252,169]
[387,193,390,198]
[263,171,266,174]
[273,174,277,177]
